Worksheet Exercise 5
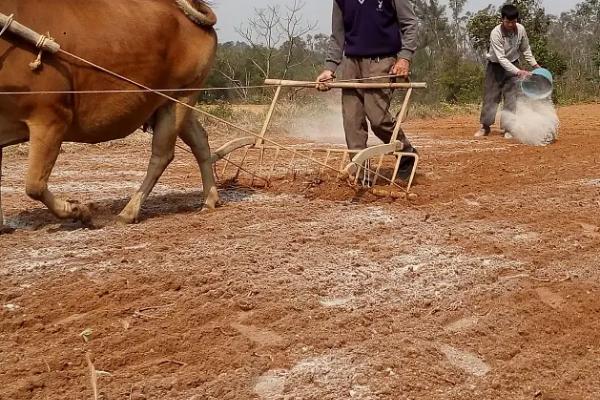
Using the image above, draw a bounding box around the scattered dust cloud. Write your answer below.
[286,100,346,145]
[501,99,559,146]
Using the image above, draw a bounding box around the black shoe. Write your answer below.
[396,147,418,180]
[474,125,491,137]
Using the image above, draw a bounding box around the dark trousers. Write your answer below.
[480,61,519,129]
[339,56,411,151]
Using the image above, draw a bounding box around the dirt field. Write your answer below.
[1,103,599,400]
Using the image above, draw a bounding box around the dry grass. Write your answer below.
[404,102,479,119]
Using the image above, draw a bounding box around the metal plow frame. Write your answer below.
[211,79,427,196]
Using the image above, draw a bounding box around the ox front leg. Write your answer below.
[26,119,91,224]
[179,117,219,210]
[0,148,15,234]
[117,104,180,224]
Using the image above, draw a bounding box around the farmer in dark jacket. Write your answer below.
[316,0,418,180]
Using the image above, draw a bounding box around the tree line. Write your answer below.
[203,0,600,104]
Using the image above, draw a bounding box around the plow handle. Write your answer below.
[264,79,427,90]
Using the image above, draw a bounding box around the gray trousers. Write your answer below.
[480,61,519,129]
[339,56,411,151]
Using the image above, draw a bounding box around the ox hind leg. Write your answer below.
[179,117,219,209]
[25,117,91,223]
[0,148,15,234]
[117,101,188,224]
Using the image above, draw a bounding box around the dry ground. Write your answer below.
[1,103,599,400]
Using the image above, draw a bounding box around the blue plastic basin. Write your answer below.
[520,68,553,100]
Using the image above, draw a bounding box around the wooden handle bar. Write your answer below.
[264,79,427,89]
[0,12,61,53]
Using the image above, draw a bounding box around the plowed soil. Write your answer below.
[1,103,599,400]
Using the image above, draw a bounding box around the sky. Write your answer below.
[211,0,579,42]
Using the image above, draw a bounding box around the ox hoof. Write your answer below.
[117,213,139,225]
[0,225,16,235]
[201,198,222,213]
[200,206,215,214]
[203,188,220,210]
[67,200,92,224]
[202,200,221,211]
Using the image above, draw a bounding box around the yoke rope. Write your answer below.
[29,33,53,70]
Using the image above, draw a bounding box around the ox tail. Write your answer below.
[175,0,217,27]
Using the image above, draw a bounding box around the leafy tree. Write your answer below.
[439,58,483,103]
[466,6,498,54]
[549,0,600,99]
[410,0,482,103]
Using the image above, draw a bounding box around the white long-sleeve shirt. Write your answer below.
[486,23,538,75]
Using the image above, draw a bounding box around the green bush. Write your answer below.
[439,59,485,103]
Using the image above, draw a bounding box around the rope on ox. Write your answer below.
[29,33,56,70]
[0,13,408,190]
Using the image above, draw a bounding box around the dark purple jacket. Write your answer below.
[325,0,418,72]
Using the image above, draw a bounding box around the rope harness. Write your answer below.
[29,33,54,70]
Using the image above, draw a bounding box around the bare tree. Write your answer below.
[235,1,316,80]
[449,0,468,53]
[236,5,284,79]
[279,0,317,78]
[217,57,249,99]
[212,44,255,100]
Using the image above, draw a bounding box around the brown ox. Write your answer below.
[0,0,219,232]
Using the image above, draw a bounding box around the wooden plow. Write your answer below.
[210,79,427,198]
